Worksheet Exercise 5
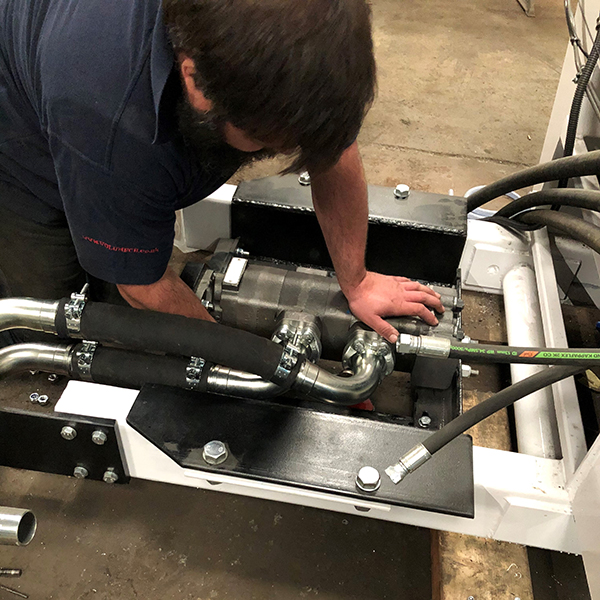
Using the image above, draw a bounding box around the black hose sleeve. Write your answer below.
[559,26,600,187]
[57,301,285,382]
[80,346,210,392]
[423,365,583,454]
[449,342,600,365]
[495,188,600,218]
[466,150,600,212]
[515,209,600,254]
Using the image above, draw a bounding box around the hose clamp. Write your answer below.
[75,340,98,380]
[64,283,89,335]
[385,443,432,484]
[186,356,206,390]
[272,343,301,384]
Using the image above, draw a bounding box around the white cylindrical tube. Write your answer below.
[0,507,37,546]
[502,264,561,458]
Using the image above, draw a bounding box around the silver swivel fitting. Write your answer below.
[395,333,451,359]
[385,443,432,484]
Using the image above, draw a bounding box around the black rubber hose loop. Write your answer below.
[57,301,286,383]
[515,209,600,255]
[466,150,600,213]
[495,188,600,219]
[423,365,583,455]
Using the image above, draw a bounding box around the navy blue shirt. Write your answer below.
[0,0,235,284]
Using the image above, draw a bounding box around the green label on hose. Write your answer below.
[450,346,518,356]
[536,351,600,360]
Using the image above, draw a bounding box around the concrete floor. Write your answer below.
[0,0,573,598]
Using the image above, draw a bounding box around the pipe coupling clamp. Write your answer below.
[74,340,98,380]
[272,343,301,385]
[64,284,89,335]
[186,356,206,390]
[385,443,432,484]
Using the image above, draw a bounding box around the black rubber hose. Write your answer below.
[559,26,600,188]
[81,346,210,391]
[449,341,600,365]
[423,365,583,454]
[57,302,286,383]
[495,188,600,218]
[466,150,600,212]
[515,209,600,254]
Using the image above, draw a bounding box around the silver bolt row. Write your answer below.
[60,426,107,445]
[73,466,118,483]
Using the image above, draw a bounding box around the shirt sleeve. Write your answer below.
[49,136,178,286]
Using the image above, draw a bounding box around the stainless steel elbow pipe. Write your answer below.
[0,298,59,334]
[0,507,37,546]
[0,343,73,378]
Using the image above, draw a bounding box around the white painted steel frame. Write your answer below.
[50,218,589,555]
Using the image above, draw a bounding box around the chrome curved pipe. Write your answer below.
[0,298,59,334]
[0,343,73,377]
[206,365,283,399]
[294,352,384,405]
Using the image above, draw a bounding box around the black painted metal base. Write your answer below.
[127,385,474,518]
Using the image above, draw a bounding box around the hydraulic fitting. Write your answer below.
[395,334,451,359]
[385,443,432,484]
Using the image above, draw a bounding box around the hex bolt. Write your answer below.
[356,466,381,492]
[467,597,475,600]
[298,171,311,186]
[47,373,58,382]
[73,466,88,479]
[202,440,228,465]
[37,395,49,406]
[103,469,119,484]
[394,184,410,200]
[418,415,432,428]
[29,392,39,403]
[461,364,480,378]
[91,430,108,446]
[61,426,77,441]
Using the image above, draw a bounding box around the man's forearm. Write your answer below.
[117,266,214,321]
[309,141,368,294]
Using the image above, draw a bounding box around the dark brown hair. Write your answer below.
[163,0,376,173]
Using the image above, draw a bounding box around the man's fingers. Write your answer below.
[369,316,399,344]
[408,303,439,326]
[404,291,445,313]
[401,281,441,298]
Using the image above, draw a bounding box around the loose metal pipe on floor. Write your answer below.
[502,264,561,459]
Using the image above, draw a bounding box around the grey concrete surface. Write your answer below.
[0,0,571,598]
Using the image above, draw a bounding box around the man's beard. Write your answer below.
[176,99,277,175]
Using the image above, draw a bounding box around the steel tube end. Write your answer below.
[0,507,37,546]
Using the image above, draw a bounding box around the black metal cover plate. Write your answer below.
[0,409,129,483]
[232,175,467,284]
[127,385,474,518]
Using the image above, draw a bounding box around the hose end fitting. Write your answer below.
[396,334,451,359]
[385,443,432,484]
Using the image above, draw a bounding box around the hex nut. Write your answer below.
[298,172,311,186]
[103,469,119,484]
[61,425,77,440]
[92,430,108,446]
[394,184,410,200]
[47,373,58,382]
[73,466,88,479]
[29,392,40,403]
[202,440,228,465]
[37,395,49,406]
[418,415,432,428]
[356,466,381,492]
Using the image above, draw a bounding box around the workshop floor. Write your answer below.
[0,0,582,598]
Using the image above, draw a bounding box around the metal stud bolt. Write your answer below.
[394,184,410,200]
[356,466,381,492]
[73,466,88,479]
[91,430,107,446]
[202,440,228,465]
[103,469,119,484]
[61,426,77,441]
[298,172,311,186]
[418,415,432,428]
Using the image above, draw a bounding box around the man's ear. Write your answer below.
[179,55,213,113]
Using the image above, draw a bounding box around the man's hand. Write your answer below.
[344,272,445,344]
